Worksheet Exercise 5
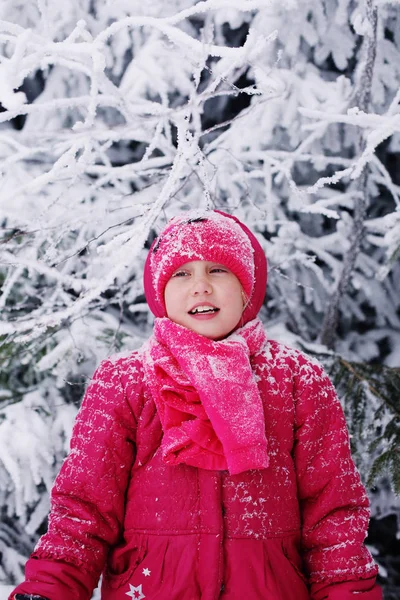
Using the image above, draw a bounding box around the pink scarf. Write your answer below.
[142,318,269,475]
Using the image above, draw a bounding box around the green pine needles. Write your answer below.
[319,353,400,495]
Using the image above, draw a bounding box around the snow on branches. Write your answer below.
[0,0,400,581]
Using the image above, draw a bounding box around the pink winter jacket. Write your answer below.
[10,340,381,600]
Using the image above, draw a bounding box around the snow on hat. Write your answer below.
[143,209,267,325]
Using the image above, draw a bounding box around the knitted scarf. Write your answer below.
[142,318,269,475]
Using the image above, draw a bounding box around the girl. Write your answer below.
[11,210,382,600]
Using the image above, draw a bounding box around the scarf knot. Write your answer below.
[142,318,269,475]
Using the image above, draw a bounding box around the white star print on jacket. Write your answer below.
[126,583,145,599]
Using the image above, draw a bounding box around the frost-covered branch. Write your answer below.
[1,1,400,582]
[319,0,378,349]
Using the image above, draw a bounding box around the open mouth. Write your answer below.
[188,306,220,315]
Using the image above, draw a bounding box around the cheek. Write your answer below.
[164,281,189,318]
[224,283,245,313]
[164,283,176,317]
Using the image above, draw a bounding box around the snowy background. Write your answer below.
[1,0,400,597]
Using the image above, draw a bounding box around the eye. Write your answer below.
[171,270,189,278]
[210,267,228,274]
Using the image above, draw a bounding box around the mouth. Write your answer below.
[188,304,220,316]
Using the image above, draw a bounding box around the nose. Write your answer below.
[191,274,212,295]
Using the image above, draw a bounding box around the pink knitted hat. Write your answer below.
[143,210,267,325]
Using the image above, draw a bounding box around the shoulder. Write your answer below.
[259,342,342,432]
[259,339,324,375]
[108,349,144,378]
[92,349,144,385]
[85,350,146,418]
[258,340,335,399]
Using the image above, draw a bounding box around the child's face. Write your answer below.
[164,260,245,340]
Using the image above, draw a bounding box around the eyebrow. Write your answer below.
[171,262,231,274]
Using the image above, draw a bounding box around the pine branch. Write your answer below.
[318,352,400,495]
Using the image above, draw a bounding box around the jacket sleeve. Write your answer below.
[10,357,139,600]
[293,355,381,600]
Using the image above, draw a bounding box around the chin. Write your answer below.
[191,326,229,340]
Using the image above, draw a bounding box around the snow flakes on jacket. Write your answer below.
[10,335,380,600]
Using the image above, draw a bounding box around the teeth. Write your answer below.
[190,306,218,314]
